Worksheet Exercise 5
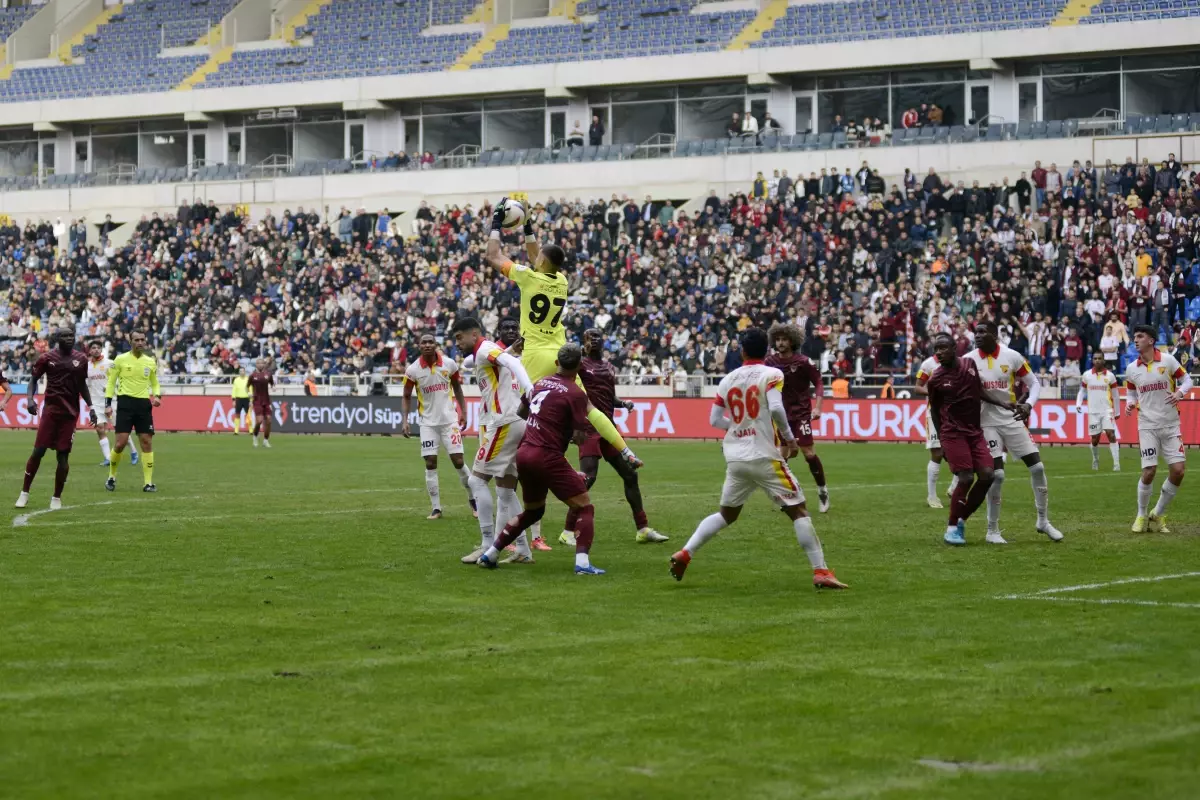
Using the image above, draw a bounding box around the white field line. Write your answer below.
[20,505,428,529]
[11,487,422,528]
[11,472,1122,529]
[999,571,1200,610]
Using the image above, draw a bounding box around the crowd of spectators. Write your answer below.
[1,151,1199,391]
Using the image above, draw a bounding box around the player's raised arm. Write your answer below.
[522,215,538,264]
[486,200,516,278]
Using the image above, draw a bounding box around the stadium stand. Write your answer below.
[2,158,1198,391]
[0,0,238,102]
[198,0,480,89]
[0,4,38,43]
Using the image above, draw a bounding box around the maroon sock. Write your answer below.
[53,462,69,499]
[564,507,580,532]
[806,455,826,488]
[961,475,993,520]
[22,457,40,492]
[493,509,541,551]
[633,509,649,530]
[575,505,595,554]
[949,479,969,526]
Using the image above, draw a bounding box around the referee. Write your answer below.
[231,366,251,435]
[105,331,161,493]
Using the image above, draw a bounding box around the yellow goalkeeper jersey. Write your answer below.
[501,260,568,352]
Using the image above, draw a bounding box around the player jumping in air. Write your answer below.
[484,198,642,471]
[1125,324,1191,533]
[16,328,98,510]
[915,351,958,508]
[965,322,1064,544]
[669,328,847,589]
[1076,353,1122,471]
[559,329,667,546]
[477,342,607,575]
[402,333,474,520]
[766,323,830,512]
[105,331,161,493]
[87,340,136,467]
[248,359,274,448]
[452,317,537,565]
[925,333,1001,545]
[231,366,251,436]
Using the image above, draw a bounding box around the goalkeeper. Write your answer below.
[484,198,643,470]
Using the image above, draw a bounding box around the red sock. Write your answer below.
[806,455,826,488]
[575,505,595,554]
[564,506,580,532]
[22,457,40,492]
[53,462,69,499]
[949,480,969,526]
[633,509,648,530]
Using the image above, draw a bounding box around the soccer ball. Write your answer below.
[501,199,526,230]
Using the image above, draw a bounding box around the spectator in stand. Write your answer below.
[928,104,944,126]
[589,115,605,146]
[567,120,586,148]
[740,111,759,139]
[1031,161,1048,210]
[761,112,781,137]
[830,114,845,133]
[420,151,435,169]
[726,112,741,138]
[1045,163,1063,202]
[382,152,399,169]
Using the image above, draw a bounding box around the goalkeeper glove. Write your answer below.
[104,397,112,409]
[523,213,534,237]
[490,198,507,233]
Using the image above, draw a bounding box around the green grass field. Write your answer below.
[1,432,1198,799]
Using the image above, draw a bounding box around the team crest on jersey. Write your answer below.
[144,367,151,376]
[72,360,79,367]
[1000,365,1009,373]
[1157,366,1166,374]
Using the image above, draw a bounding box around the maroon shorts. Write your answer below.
[578,432,619,460]
[789,417,814,448]
[517,446,587,505]
[253,400,272,417]
[34,410,77,452]
[940,432,992,474]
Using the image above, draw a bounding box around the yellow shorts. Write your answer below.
[522,347,586,392]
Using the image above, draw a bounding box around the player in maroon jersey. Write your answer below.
[0,369,11,414]
[926,332,1004,546]
[766,323,829,512]
[559,329,667,547]
[15,328,98,510]
[248,358,275,448]
[476,342,605,575]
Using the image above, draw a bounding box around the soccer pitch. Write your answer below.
[1,433,1198,799]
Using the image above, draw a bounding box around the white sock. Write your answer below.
[1090,444,1099,463]
[1153,479,1180,517]
[1029,462,1049,524]
[926,460,940,497]
[684,512,728,555]
[986,468,1006,532]
[948,473,960,495]
[496,487,531,556]
[455,465,470,490]
[1110,441,1120,465]
[468,475,495,548]
[425,469,441,512]
[793,516,827,570]
[575,552,590,568]
[99,437,111,461]
[531,520,542,541]
[1137,479,1153,517]
[128,439,137,455]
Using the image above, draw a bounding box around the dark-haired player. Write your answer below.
[766,322,829,512]
[477,342,606,575]
[560,329,667,546]
[15,327,98,510]
[965,321,1063,543]
[248,358,274,448]
[1075,352,1121,471]
[669,328,847,589]
[105,331,161,492]
[87,340,136,466]
[484,197,642,471]
[926,332,1000,545]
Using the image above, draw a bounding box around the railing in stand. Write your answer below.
[633,133,675,160]
[248,154,295,179]
[436,144,481,170]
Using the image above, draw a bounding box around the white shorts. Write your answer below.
[719,458,805,508]
[1138,426,1186,469]
[1088,412,1117,438]
[420,423,464,457]
[983,417,1039,460]
[472,419,526,478]
[925,411,941,450]
[96,406,115,427]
